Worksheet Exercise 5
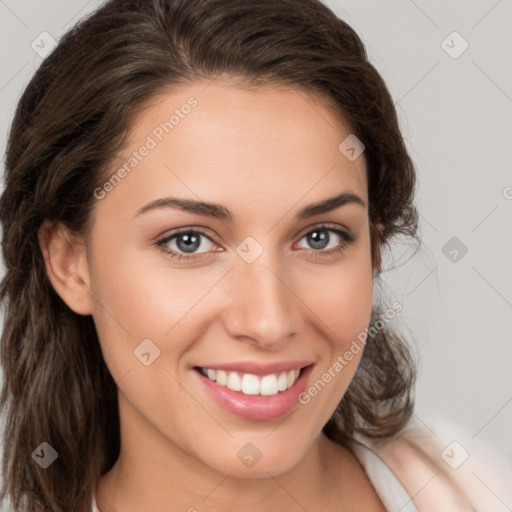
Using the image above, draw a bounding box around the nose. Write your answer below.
[221,249,303,350]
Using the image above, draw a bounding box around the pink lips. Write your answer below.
[194,362,314,421]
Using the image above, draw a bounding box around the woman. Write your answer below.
[0,0,508,511]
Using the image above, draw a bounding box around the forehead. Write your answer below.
[96,81,367,220]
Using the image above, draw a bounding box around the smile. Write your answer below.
[194,362,314,421]
[198,367,300,396]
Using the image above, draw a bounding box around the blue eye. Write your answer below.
[156,224,355,262]
[156,228,216,261]
[295,226,354,254]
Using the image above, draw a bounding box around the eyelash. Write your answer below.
[155,224,355,262]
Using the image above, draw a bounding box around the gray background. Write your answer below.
[0,0,510,463]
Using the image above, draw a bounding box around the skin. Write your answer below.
[39,80,386,511]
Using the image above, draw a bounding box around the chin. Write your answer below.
[199,438,310,479]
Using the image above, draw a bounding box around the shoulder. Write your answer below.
[350,415,512,512]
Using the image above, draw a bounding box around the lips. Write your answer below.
[193,361,314,421]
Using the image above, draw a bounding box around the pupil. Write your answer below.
[309,230,328,250]
[177,233,200,253]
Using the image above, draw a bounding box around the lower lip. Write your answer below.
[194,365,314,421]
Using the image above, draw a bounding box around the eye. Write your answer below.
[156,228,218,261]
[294,224,355,257]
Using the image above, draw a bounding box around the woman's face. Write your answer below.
[84,81,374,476]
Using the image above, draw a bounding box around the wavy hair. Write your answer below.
[0,0,418,510]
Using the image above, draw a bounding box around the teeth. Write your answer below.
[216,370,227,386]
[241,374,260,395]
[200,368,301,396]
[227,372,242,392]
[260,374,278,395]
[277,372,288,391]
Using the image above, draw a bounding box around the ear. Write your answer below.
[38,219,94,315]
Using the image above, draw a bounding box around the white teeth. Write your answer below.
[200,367,302,396]
[241,374,260,395]
[227,372,242,392]
[286,370,295,388]
[277,371,288,391]
[260,374,278,395]
[216,370,227,386]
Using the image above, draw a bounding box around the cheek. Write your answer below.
[88,242,227,374]
[300,240,374,394]
[302,238,374,347]
[322,269,373,346]
[296,254,373,416]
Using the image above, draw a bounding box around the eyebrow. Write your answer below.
[135,192,366,221]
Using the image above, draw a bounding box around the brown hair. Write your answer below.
[0,0,418,510]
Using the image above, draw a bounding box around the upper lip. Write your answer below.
[195,360,314,376]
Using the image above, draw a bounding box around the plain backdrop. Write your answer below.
[0,0,511,465]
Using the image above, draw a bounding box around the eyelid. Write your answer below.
[155,225,218,245]
[295,221,352,239]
